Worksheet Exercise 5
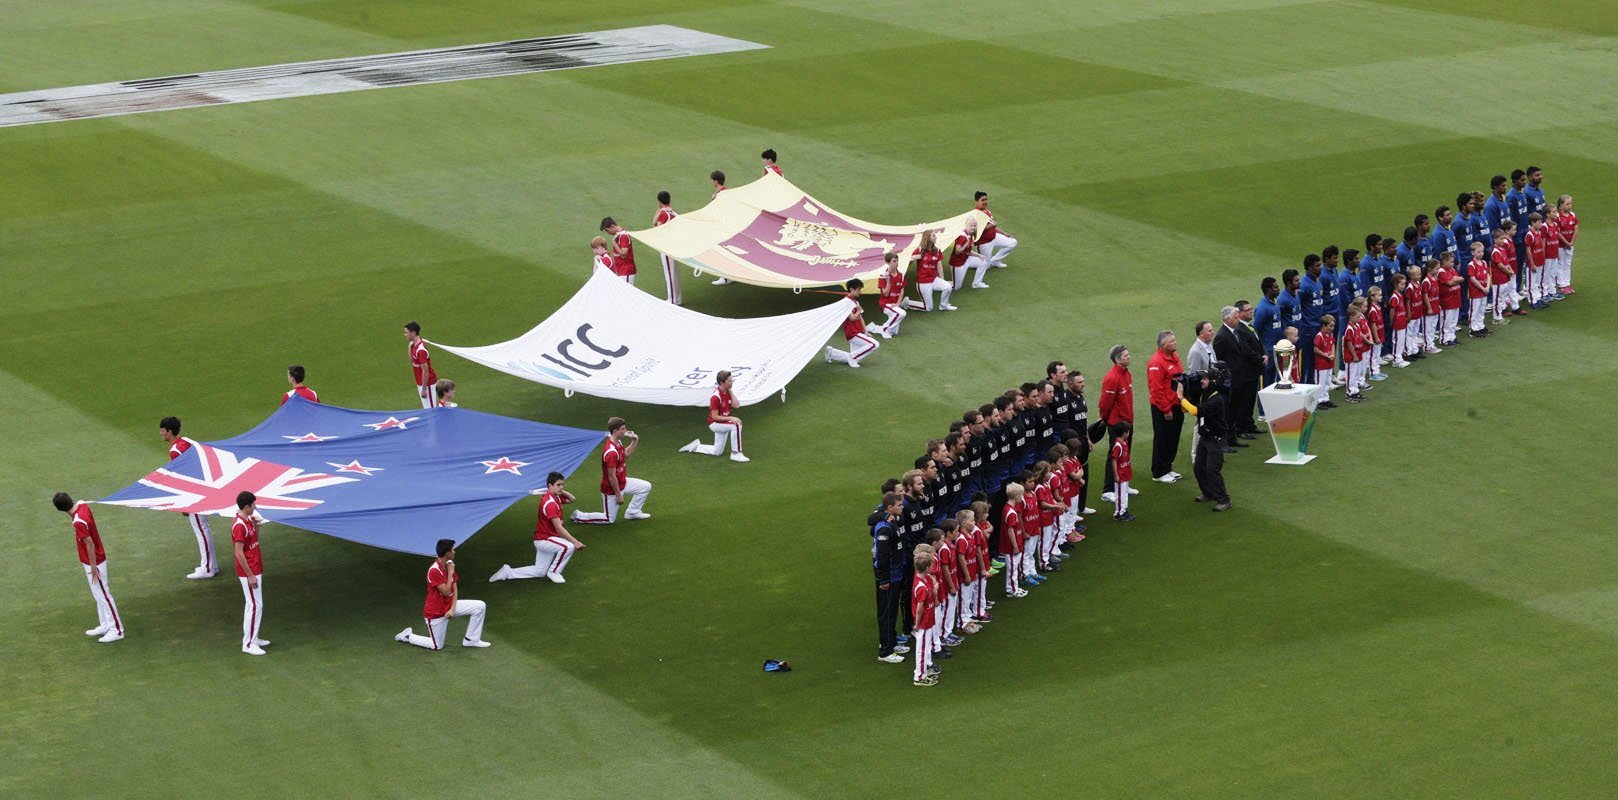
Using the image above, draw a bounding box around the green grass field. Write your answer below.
[6,1,1618,796]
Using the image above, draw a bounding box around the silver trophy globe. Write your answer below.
[1273,339,1297,389]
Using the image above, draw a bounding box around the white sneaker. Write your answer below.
[396,627,412,642]
[941,304,958,311]
[1394,360,1410,368]
[489,565,511,582]
[186,568,214,580]
[462,639,492,648]
[547,572,567,584]
[1101,491,1117,503]
[878,652,905,663]
[1127,487,1140,495]
[624,512,652,520]
[729,452,751,463]
[971,282,990,289]
[1380,355,1394,364]
[254,639,271,648]
[1152,474,1177,483]
[824,346,835,364]
[1167,471,1183,480]
[1081,507,1097,515]
[86,625,109,637]
[1011,589,1028,598]
[991,261,1008,268]
[98,631,124,643]
[846,359,861,368]
[678,439,700,454]
[570,511,583,522]
[242,645,266,656]
[712,277,731,285]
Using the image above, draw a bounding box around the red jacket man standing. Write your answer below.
[1097,345,1136,499]
[1145,332,1186,483]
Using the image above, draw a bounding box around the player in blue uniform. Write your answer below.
[1297,255,1327,383]
[1254,277,1283,390]
[1484,175,1510,234]
[1506,169,1531,290]
[1357,234,1382,300]
[1524,165,1546,217]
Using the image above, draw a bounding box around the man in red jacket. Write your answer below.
[1097,345,1136,502]
[1145,331,1185,483]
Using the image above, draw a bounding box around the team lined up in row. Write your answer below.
[868,364,1137,683]
[1253,169,1579,406]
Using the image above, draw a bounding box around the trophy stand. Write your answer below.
[1259,342,1318,465]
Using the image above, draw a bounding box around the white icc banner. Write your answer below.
[629,173,991,289]
[432,270,857,407]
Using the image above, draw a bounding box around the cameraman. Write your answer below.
[1191,367,1233,511]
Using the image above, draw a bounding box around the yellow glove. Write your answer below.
[1180,398,1198,416]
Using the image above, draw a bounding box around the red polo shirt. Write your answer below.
[1145,350,1183,414]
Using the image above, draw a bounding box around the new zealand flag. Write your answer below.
[99,397,604,555]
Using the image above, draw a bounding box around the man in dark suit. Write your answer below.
[1212,305,1263,448]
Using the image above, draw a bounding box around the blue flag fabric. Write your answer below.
[99,397,604,556]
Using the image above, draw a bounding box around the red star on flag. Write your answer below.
[326,460,383,476]
[283,432,338,443]
[363,416,421,431]
[479,457,530,475]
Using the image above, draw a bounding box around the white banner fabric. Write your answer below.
[431,270,857,407]
[629,173,991,289]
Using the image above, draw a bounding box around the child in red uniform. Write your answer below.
[1401,267,1426,361]
[1465,241,1492,337]
[1490,228,1521,322]
[911,546,938,686]
[825,279,879,368]
[1387,274,1411,366]
[1525,213,1551,308]
[1033,461,1066,572]
[866,253,907,339]
[969,501,994,621]
[1312,315,1336,408]
[1109,424,1135,522]
[1555,194,1578,294]
[1543,207,1563,302]
[1342,305,1367,403]
[1060,439,1088,542]
[1420,260,1443,354]
[1365,287,1388,377]
[999,485,1026,598]
[930,525,962,648]
[951,517,981,635]
[1434,254,1464,347]
[1019,473,1045,585]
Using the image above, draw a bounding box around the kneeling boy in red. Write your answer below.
[826,279,879,368]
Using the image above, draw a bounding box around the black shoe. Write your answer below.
[1044,562,1062,572]
[1230,441,1250,448]
[1058,543,1075,552]
[1117,512,1137,522]
[1409,352,1425,360]
[1212,501,1232,512]
[1222,445,1241,453]
[1193,494,1209,503]
[1318,401,1338,409]
[937,647,954,659]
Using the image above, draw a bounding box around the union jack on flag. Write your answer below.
[104,442,357,516]
[96,397,605,555]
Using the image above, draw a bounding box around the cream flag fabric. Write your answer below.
[629,173,992,289]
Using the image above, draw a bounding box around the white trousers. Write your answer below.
[1021,533,1041,577]
[1530,266,1554,304]
[572,477,653,523]
[1422,314,1440,350]
[981,232,1018,265]
[1004,546,1022,593]
[1441,308,1459,343]
[187,513,215,573]
[1492,284,1519,319]
[1314,372,1332,404]
[661,253,682,305]
[1359,353,1372,390]
[1469,298,1487,331]
[1346,359,1365,395]
[695,421,743,456]
[945,591,960,635]
[975,576,988,617]
[417,382,438,409]
[85,562,123,635]
[952,254,991,289]
[913,627,934,681]
[404,600,488,649]
[867,305,905,338]
[902,278,953,311]
[960,581,978,625]
[239,575,264,649]
[1114,480,1130,516]
[827,333,879,366]
[1403,322,1421,356]
[1560,248,1573,287]
[507,537,576,579]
